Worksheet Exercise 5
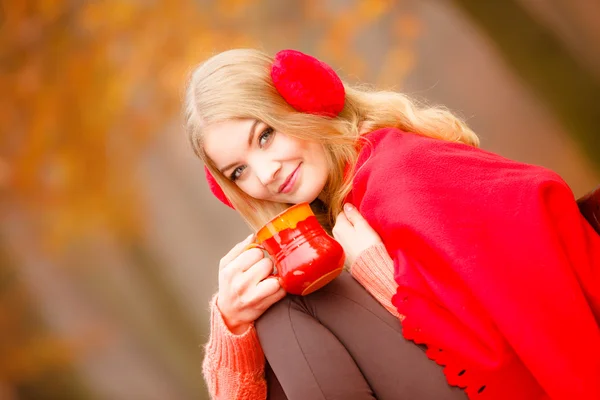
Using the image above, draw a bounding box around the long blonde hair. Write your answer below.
[184,49,479,231]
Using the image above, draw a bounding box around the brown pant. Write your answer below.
[578,184,600,235]
[255,272,467,400]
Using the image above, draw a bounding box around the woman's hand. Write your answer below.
[332,203,383,266]
[216,234,286,335]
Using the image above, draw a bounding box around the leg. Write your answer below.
[258,275,376,400]
[265,362,288,400]
[256,271,466,400]
[578,185,600,234]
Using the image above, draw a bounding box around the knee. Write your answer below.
[255,295,294,339]
[256,272,359,334]
[255,293,318,341]
[256,272,367,340]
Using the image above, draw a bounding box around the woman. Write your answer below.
[184,49,600,399]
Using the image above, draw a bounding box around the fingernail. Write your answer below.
[344,203,354,212]
[246,233,255,241]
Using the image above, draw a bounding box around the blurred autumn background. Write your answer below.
[1,0,599,399]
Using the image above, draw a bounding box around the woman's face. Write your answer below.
[203,119,329,204]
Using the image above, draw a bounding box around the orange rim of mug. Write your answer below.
[255,202,313,242]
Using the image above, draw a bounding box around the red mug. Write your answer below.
[246,202,345,295]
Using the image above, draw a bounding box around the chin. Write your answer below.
[289,196,316,205]
[284,180,326,205]
[297,187,324,205]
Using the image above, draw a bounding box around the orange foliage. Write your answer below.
[0,0,419,394]
[0,0,419,250]
[1,0,256,250]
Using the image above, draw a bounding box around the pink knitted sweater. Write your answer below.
[201,243,397,399]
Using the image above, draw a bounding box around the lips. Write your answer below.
[279,163,301,194]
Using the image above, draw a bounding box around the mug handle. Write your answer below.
[244,242,280,279]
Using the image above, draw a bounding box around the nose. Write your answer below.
[254,159,281,187]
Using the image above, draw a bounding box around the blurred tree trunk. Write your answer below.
[0,244,95,400]
[452,0,600,174]
[125,241,208,397]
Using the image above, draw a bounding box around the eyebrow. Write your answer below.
[219,120,260,175]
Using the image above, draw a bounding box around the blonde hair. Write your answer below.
[184,49,479,231]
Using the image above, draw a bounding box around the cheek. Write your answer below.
[277,137,305,157]
[307,149,330,189]
[237,180,266,199]
[311,146,330,173]
[318,160,330,185]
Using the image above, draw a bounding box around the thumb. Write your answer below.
[343,203,366,226]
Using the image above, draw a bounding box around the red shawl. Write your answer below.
[346,128,600,399]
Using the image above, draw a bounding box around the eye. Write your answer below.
[258,127,274,147]
[229,165,246,181]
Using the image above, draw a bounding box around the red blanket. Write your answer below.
[347,128,600,399]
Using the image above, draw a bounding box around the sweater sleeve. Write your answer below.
[350,243,400,318]
[349,128,600,399]
[202,295,267,400]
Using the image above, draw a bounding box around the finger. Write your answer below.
[220,233,255,269]
[343,203,371,229]
[225,247,264,275]
[244,257,274,283]
[254,276,284,300]
[332,211,353,239]
[334,211,353,228]
[257,285,287,310]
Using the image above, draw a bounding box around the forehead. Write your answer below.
[202,119,255,167]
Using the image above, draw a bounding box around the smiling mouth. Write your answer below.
[279,163,301,194]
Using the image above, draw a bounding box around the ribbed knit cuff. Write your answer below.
[204,295,265,373]
[350,243,401,318]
